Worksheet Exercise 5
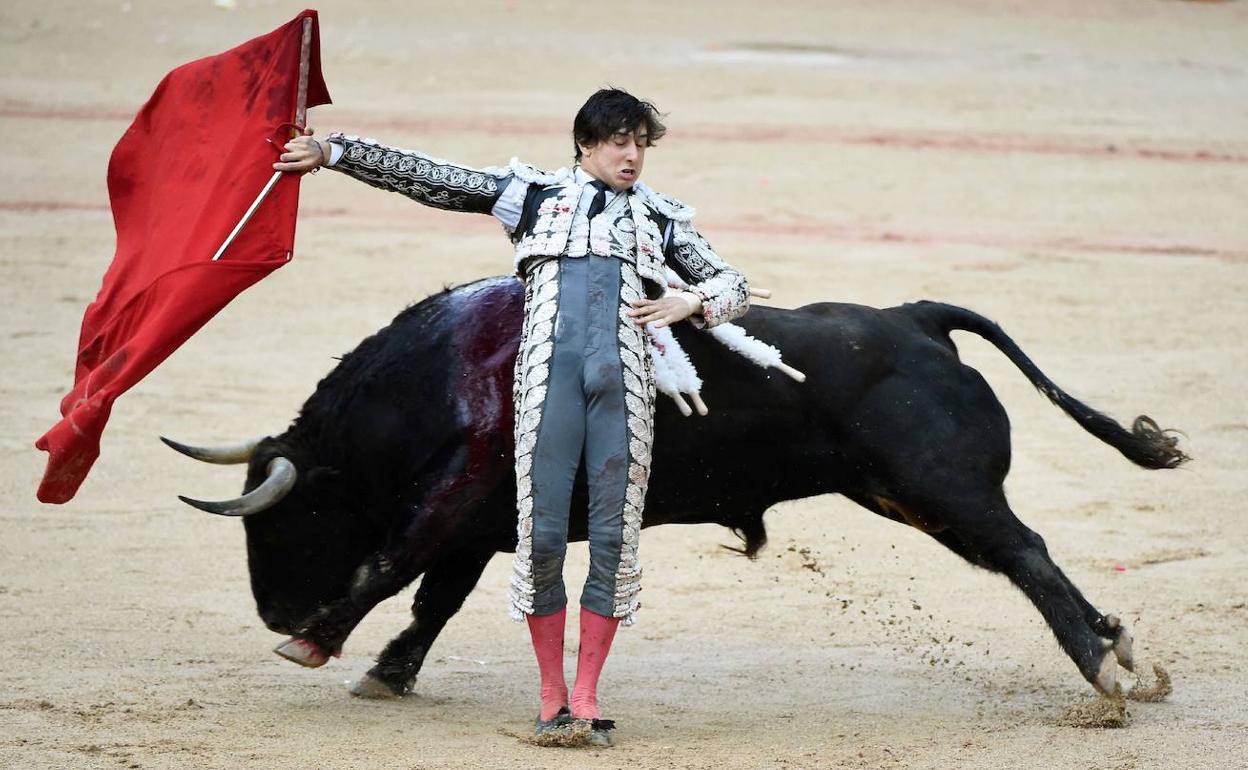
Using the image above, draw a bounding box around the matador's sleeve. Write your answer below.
[324,133,512,214]
[664,220,751,329]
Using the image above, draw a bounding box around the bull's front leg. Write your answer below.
[274,544,436,667]
[349,547,496,698]
[274,469,503,668]
[273,494,465,667]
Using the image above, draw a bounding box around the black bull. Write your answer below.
[167,276,1185,699]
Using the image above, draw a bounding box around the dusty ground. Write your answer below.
[2,1,1246,768]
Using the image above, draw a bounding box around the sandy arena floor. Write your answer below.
[2,1,1246,768]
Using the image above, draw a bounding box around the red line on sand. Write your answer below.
[699,125,1248,165]
[8,197,1244,261]
[4,98,1246,166]
[338,112,1248,166]
[705,216,1248,261]
[302,205,1248,261]
[0,101,135,122]
[0,200,107,212]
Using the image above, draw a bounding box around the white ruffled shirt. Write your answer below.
[489,166,619,237]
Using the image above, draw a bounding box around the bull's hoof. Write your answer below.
[274,637,330,668]
[1092,650,1121,697]
[349,673,405,700]
[1108,616,1135,672]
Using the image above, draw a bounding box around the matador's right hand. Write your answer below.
[273,129,328,174]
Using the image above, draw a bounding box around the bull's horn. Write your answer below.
[161,435,262,464]
[177,457,297,517]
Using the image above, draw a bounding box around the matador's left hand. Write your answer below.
[627,294,702,328]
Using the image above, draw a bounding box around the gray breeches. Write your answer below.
[509,255,654,624]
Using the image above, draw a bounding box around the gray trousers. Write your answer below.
[509,255,654,623]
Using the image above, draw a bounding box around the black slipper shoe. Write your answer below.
[534,705,572,736]
[575,717,615,747]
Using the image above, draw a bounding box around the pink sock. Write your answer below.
[571,607,620,720]
[526,607,568,721]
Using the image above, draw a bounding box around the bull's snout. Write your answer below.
[256,604,302,636]
[264,620,295,635]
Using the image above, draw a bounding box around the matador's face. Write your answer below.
[579,126,648,192]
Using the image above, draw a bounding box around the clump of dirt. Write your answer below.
[1127,664,1173,702]
[513,720,598,748]
[1057,694,1128,728]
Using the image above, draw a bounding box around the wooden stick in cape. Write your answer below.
[212,16,314,262]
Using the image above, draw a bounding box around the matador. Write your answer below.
[277,88,751,745]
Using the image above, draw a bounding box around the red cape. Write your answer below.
[35,10,331,503]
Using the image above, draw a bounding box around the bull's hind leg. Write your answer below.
[929,524,1132,668]
[350,548,495,699]
[927,495,1126,695]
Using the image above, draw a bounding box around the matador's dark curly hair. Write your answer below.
[572,87,666,161]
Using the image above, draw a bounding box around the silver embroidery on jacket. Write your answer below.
[327,134,505,213]
[612,264,656,625]
[513,185,581,268]
[508,258,560,621]
[667,221,750,328]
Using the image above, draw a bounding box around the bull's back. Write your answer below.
[287,280,520,495]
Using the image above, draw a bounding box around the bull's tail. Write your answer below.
[907,301,1188,470]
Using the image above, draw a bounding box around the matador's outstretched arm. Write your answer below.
[275,132,513,214]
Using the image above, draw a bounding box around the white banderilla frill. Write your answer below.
[643,270,807,415]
